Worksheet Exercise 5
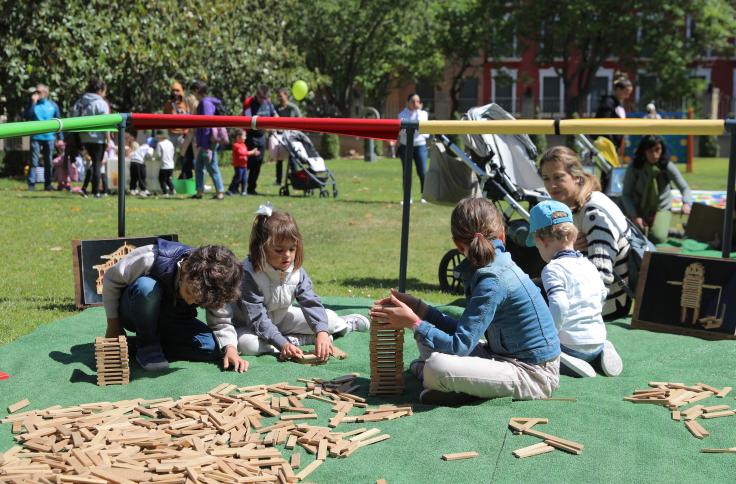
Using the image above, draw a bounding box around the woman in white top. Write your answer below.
[397,93,430,203]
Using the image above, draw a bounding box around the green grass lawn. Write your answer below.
[0,156,729,345]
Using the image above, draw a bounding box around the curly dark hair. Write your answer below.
[180,245,243,309]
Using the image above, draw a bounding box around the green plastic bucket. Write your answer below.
[174,178,196,195]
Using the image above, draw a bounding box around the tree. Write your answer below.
[432,0,514,117]
[284,0,443,117]
[515,0,736,117]
[0,0,315,119]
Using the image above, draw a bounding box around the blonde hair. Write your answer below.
[248,210,304,272]
[535,216,578,244]
[539,146,601,211]
[451,198,505,268]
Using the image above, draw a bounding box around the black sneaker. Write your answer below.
[79,189,89,198]
[419,389,479,407]
[190,194,203,199]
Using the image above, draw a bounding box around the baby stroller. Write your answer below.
[276,130,338,198]
[426,103,549,294]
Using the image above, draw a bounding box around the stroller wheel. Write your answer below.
[279,186,289,197]
[319,189,328,198]
[332,189,338,198]
[438,248,465,294]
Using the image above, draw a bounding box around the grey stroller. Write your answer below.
[276,130,338,198]
[425,103,549,293]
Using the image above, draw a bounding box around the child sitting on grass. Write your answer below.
[222,204,370,361]
[370,198,560,406]
[103,239,248,373]
[226,128,259,196]
[527,200,623,378]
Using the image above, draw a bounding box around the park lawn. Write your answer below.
[0,155,729,345]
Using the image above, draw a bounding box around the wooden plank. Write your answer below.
[512,443,555,458]
[294,458,323,481]
[7,399,30,414]
[441,451,479,461]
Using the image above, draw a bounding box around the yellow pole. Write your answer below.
[419,119,724,136]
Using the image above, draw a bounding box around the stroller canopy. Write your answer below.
[463,104,544,193]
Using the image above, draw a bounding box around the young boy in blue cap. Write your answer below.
[528,200,623,378]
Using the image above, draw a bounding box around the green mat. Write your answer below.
[660,237,736,258]
[1,297,735,483]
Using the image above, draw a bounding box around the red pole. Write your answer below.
[687,106,694,173]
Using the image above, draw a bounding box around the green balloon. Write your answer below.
[292,80,308,101]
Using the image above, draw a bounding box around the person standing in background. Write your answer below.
[397,93,430,204]
[243,86,278,195]
[72,78,110,198]
[162,81,192,179]
[595,76,633,153]
[24,84,61,191]
[270,88,301,186]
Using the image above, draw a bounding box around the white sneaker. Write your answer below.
[140,190,151,197]
[420,198,428,204]
[130,189,139,196]
[342,314,370,332]
[600,340,623,377]
[560,352,597,378]
[287,334,316,346]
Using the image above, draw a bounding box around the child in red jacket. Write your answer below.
[226,129,260,196]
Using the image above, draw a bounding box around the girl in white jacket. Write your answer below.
[231,204,369,361]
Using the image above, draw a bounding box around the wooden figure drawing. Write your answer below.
[91,242,136,295]
[95,335,130,386]
[369,320,404,396]
[667,262,721,324]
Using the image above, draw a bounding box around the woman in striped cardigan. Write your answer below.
[539,146,632,320]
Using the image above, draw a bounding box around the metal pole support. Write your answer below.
[363,107,380,162]
[722,121,736,258]
[398,121,418,292]
[117,114,129,237]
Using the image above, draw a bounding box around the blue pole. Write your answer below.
[398,121,418,292]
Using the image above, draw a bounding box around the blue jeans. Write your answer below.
[195,147,224,193]
[397,143,428,193]
[228,167,248,193]
[118,277,218,361]
[29,139,55,188]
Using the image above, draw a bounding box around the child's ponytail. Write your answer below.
[451,198,505,268]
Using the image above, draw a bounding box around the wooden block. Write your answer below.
[290,453,300,469]
[7,399,30,414]
[671,410,681,421]
[685,391,714,404]
[716,387,732,398]
[685,420,709,439]
[701,447,736,453]
[700,410,735,419]
[508,422,584,451]
[376,480,388,484]
[512,443,555,458]
[317,439,328,461]
[294,458,323,481]
[543,439,582,455]
[441,451,479,461]
[280,414,318,421]
[702,405,730,413]
[356,434,390,447]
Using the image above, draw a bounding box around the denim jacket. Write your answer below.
[414,240,560,364]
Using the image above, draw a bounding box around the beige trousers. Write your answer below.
[417,338,560,400]
[237,307,347,355]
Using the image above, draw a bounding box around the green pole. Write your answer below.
[0,114,122,139]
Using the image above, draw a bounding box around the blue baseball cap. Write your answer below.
[526,200,574,247]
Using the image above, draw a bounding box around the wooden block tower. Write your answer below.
[369,323,404,395]
[95,336,130,386]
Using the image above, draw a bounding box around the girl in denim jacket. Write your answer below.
[370,198,560,406]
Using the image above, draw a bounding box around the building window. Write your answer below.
[491,68,517,113]
[539,68,563,115]
[457,77,479,115]
[587,69,613,115]
[416,80,435,114]
[636,73,658,111]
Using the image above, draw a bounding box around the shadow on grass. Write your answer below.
[340,277,440,293]
[50,341,181,385]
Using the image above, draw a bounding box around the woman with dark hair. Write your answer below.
[595,76,633,150]
[621,135,692,243]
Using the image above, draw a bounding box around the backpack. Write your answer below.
[586,196,657,299]
[209,98,229,145]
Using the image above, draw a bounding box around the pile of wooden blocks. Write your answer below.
[0,374,412,482]
[625,381,734,445]
[368,323,404,396]
[95,336,130,387]
[508,418,583,458]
